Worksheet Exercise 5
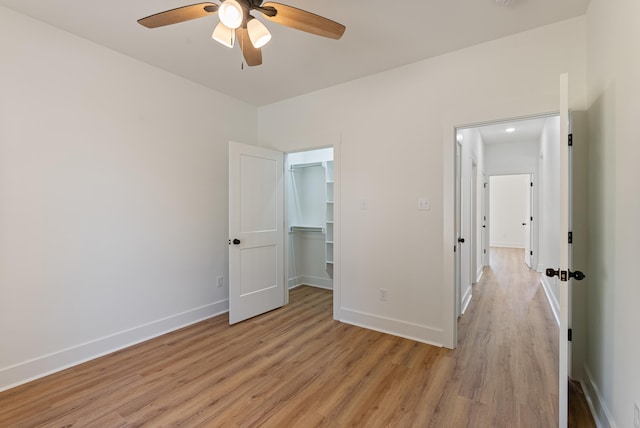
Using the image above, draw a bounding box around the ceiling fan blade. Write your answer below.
[260,2,345,39]
[138,3,219,28]
[237,27,263,66]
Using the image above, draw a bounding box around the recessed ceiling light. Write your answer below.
[505,127,516,133]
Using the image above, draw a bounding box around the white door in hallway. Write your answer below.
[524,174,533,268]
[556,72,583,428]
[228,142,284,324]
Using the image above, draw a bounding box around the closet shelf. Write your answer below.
[290,225,325,233]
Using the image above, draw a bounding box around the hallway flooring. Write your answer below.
[0,248,594,427]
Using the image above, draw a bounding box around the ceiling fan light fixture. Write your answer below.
[247,18,272,48]
[212,22,235,48]
[218,0,244,29]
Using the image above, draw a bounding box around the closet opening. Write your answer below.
[284,147,334,299]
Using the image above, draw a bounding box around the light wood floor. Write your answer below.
[0,248,594,427]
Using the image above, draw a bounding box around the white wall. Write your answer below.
[485,140,540,175]
[489,175,529,248]
[259,17,587,348]
[585,0,640,426]
[0,7,257,391]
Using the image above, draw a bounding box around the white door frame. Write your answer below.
[471,161,478,284]
[481,173,489,267]
[281,142,341,320]
[454,140,463,318]
[449,112,557,348]
[283,146,336,302]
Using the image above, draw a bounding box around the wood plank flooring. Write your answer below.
[0,247,594,427]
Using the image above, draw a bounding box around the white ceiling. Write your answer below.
[0,0,590,106]
[476,117,551,145]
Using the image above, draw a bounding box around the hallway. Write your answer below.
[451,247,558,425]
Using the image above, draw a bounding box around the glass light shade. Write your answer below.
[212,23,235,48]
[218,0,243,29]
[247,18,271,48]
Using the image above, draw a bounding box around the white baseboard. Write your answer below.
[461,285,472,315]
[0,299,229,393]
[338,307,443,348]
[475,267,484,284]
[583,364,617,428]
[540,276,560,326]
[288,275,333,290]
[288,276,302,288]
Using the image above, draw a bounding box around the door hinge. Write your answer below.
[483,183,487,188]
[530,216,533,221]
[568,231,573,244]
[530,250,533,256]
[530,182,533,187]
[568,133,573,146]
[454,245,457,253]
[484,249,487,254]
[568,328,573,342]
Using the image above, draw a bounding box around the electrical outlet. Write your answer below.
[634,401,639,428]
[216,276,224,288]
[379,288,388,301]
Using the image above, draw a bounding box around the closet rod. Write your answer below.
[289,162,323,170]
[290,226,325,233]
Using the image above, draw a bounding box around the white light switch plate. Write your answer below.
[418,197,431,210]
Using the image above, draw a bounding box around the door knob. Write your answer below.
[232,239,241,245]
[482,225,486,228]
[546,268,560,278]
[522,223,526,226]
[569,270,586,281]
[458,238,465,243]
[546,268,586,281]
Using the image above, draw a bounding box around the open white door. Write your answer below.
[547,74,571,427]
[524,175,533,268]
[454,140,462,318]
[481,174,488,267]
[547,73,588,427]
[229,142,284,324]
[556,72,571,428]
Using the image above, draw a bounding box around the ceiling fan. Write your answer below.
[137,1,346,66]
